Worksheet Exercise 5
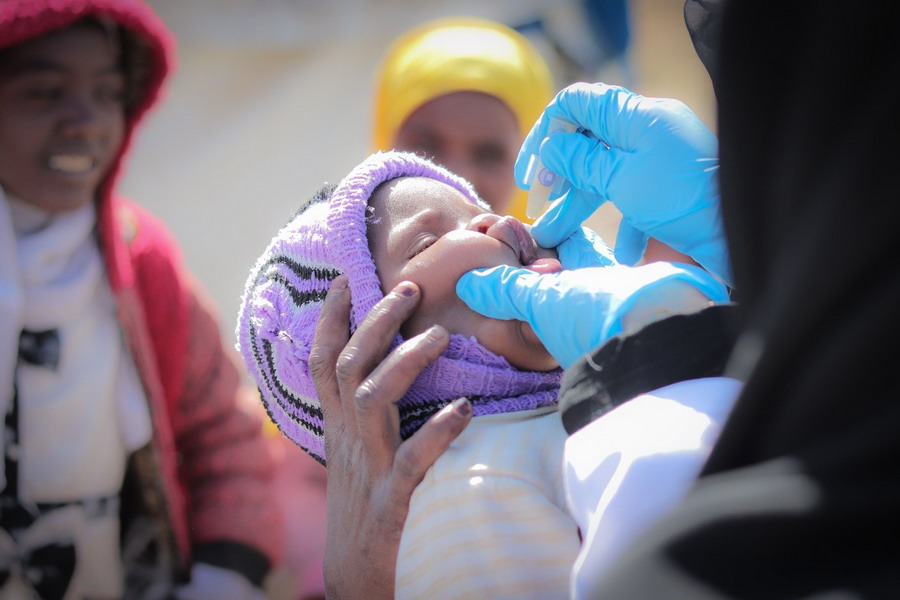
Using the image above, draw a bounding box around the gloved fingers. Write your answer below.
[556,225,617,270]
[515,108,556,187]
[455,265,541,321]
[552,82,646,151]
[540,130,614,198]
[532,188,602,248]
[613,219,649,266]
[558,83,715,155]
[515,82,644,189]
[514,82,623,186]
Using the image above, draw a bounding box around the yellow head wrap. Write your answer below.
[372,16,555,221]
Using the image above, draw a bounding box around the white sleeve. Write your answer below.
[565,377,743,599]
[174,563,264,600]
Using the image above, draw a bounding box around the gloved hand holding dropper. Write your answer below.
[523,82,730,282]
[457,83,732,369]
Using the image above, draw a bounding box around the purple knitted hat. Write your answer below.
[237,151,561,464]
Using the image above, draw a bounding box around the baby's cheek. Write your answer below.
[396,235,521,340]
[413,238,514,303]
[402,280,480,340]
[441,230,518,270]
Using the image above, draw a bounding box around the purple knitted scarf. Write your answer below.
[237,151,561,464]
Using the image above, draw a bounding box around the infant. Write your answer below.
[238,151,578,598]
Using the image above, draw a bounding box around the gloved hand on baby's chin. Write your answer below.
[517,82,732,287]
[456,261,729,370]
[552,223,617,270]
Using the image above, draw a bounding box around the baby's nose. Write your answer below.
[466,214,533,264]
[465,213,502,235]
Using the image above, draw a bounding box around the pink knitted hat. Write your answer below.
[237,151,561,464]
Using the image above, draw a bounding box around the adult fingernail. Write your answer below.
[437,397,471,420]
[425,325,448,342]
[396,281,418,297]
[331,274,348,291]
[450,397,472,418]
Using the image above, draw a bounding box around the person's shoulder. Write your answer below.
[112,196,184,262]
[113,197,174,243]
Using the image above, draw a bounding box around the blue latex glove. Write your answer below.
[457,262,730,370]
[517,82,733,287]
[556,225,618,270]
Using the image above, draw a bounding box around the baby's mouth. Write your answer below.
[485,216,563,274]
[525,256,563,274]
[503,217,563,274]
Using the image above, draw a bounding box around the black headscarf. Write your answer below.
[594,1,900,597]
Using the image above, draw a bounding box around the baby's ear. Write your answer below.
[364,204,383,227]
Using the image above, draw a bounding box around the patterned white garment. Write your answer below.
[396,406,579,600]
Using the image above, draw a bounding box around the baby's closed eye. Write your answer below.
[408,233,439,258]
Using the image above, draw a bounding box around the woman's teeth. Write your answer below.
[48,155,95,174]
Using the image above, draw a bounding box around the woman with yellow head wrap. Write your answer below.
[373,16,555,220]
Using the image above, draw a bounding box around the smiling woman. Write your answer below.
[0,20,125,213]
[0,2,282,598]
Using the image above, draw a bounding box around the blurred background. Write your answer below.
[119,0,715,351]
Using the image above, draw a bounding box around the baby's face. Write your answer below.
[367,176,559,372]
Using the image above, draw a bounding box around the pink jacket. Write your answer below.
[0,0,283,585]
[113,199,284,578]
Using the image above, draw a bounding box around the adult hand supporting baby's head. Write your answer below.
[309,276,472,600]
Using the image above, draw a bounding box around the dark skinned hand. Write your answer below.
[309,276,473,600]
